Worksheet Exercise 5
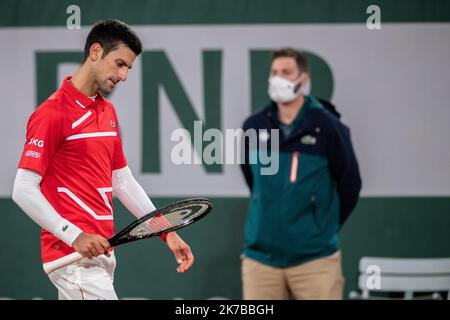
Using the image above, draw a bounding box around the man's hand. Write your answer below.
[165,232,194,273]
[72,232,111,259]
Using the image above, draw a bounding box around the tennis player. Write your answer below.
[12,20,194,300]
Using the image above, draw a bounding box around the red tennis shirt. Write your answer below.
[18,76,127,263]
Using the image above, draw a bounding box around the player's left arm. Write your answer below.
[112,166,194,272]
[111,109,194,272]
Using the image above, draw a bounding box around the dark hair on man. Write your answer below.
[83,19,142,61]
[271,48,309,73]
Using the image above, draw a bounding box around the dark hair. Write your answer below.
[83,19,142,61]
[271,48,309,73]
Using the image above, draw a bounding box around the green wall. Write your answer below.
[1,0,450,26]
[1,197,449,299]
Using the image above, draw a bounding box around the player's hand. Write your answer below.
[165,232,194,273]
[72,232,111,259]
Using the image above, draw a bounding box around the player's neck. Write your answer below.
[70,64,99,97]
[277,95,304,125]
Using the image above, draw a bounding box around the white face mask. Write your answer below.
[268,74,305,103]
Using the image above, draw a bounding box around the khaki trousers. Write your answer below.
[242,251,344,300]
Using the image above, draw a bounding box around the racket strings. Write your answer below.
[129,203,209,238]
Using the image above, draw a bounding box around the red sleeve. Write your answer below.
[18,106,65,176]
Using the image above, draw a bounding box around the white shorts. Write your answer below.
[48,252,118,300]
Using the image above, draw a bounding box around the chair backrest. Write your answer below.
[357,257,450,299]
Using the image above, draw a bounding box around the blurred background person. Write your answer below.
[240,48,362,299]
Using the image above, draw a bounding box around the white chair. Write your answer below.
[349,257,450,300]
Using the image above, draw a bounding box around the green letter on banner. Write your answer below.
[35,52,83,106]
[142,50,223,173]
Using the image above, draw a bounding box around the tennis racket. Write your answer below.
[45,198,213,273]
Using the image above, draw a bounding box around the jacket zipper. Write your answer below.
[290,152,300,183]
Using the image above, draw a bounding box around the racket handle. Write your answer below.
[43,252,84,274]
[44,248,116,274]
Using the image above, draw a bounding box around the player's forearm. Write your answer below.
[112,166,156,218]
[12,169,83,246]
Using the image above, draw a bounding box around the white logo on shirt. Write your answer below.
[28,138,44,148]
[25,150,41,158]
[301,135,317,145]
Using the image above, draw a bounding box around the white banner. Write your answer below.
[1,24,450,197]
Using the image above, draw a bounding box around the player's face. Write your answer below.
[93,44,137,94]
[270,57,301,82]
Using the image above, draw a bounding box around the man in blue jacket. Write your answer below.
[240,48,361,300]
